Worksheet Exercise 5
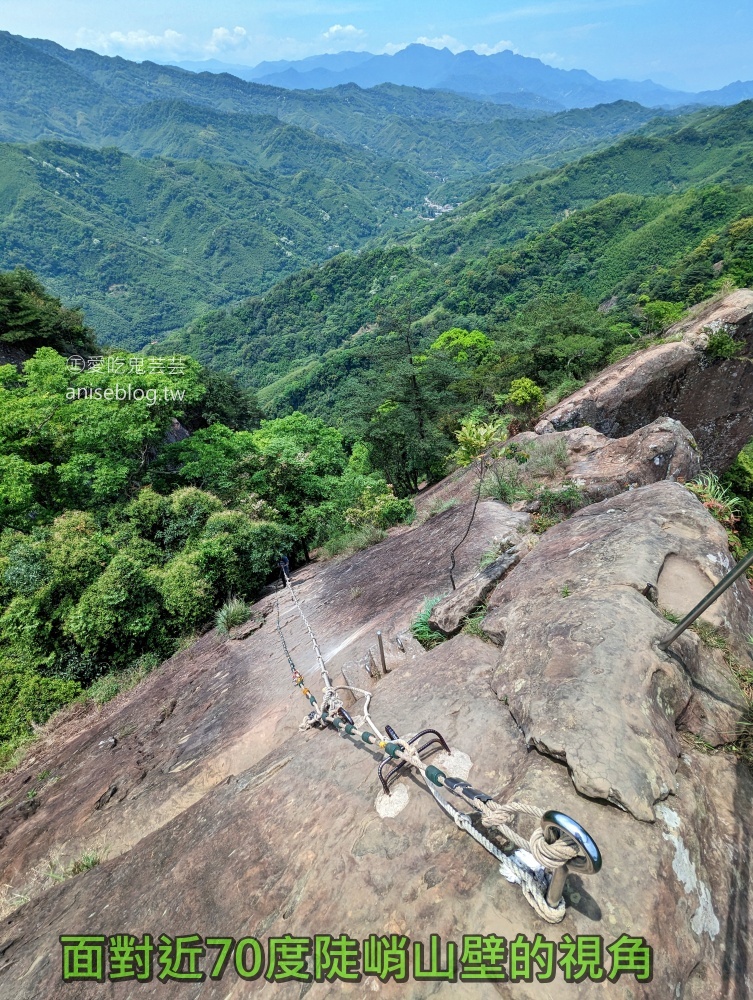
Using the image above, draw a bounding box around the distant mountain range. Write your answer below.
[0,30,679,349]
[175,44,753,112]
[0,31,672,181]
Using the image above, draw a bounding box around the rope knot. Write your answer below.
[528,827,579,869]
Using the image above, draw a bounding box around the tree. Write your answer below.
[0,269,92,353]
[497,377,545,428]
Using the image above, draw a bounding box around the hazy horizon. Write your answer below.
[0,1,750,93]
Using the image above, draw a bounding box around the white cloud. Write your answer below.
[472,40,516,55]
[415,34,465,53]
[206,26,249,54]
[90,29,187,53]
[323,24,365,40]
[76,25,253,58]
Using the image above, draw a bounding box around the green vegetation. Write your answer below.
[0,279,414,762]
[152,102,753,439]
[686,472,747,558]
[0,139,430,349]
[480,437,573,511]
[721,443,753,553]
[49,849,103,882]
[705,330,744,359]
[410,596,447,650]
[0,269,93,354]
[0,33,675,349]
[0,31,667,180]
[85,653,161,706]
[479,543,511,570]
[460,604,490,640]
[422,498,458,520]
[322,524,386,558]
[214,598,252,636]
[661,607,753,764]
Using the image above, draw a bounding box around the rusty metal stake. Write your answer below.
[658,548,753,651]
[377,630,389,673]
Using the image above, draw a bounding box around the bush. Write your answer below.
[323,524,386,558]
[705,331,743,360]
[524,437,570,477]
[158,487,224,549]
[193,514,293,596]
[423,498,458,520]
[607,343,638,364]
[452,414,506,466]
[85,652,162,705]
[536,481,586,516]
[343,485,414,530]
[482,466,528,504]
[157,553,214,630]
[215,597,251,635]
[686,471,745,557]
[62,553,166,668]
[0,662,81,745]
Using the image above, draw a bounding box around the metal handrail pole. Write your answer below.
[658,548,753,650]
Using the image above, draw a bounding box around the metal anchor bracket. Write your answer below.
[541,810,602,906]
[377,725,450,795]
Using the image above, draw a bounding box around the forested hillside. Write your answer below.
[159,102,753,427]
[0,32,676,348]
[0,271,414,761]
[0,138,429,348]
[0,31,664,172]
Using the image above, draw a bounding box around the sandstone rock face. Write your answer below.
[429,545,523,636]
[507,416,701,501]
[535,290,753,472]
[1,482,752,999]
[0,497,523,920]
[562,417,701,499]
[417,417,701,526]
[484,480,752,821]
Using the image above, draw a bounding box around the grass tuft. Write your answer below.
[422,498,458,520]
[48,849,104,883]
[215,597,251,635]
[410,596,447,650]
[460,604,490,641]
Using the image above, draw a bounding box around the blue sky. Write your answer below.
[1,0,751,91]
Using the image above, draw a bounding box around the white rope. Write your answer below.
[333,682,384,740]
[275,571,579,922]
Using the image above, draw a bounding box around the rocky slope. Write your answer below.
[536,290,753,473]
[1,357,752,997]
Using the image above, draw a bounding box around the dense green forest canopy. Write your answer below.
[0,30,696,348]
[0,139,432,349]
[0,29,671,164]
[158,102,753,429]
[0,101,673,348]
[0,272,413,760]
